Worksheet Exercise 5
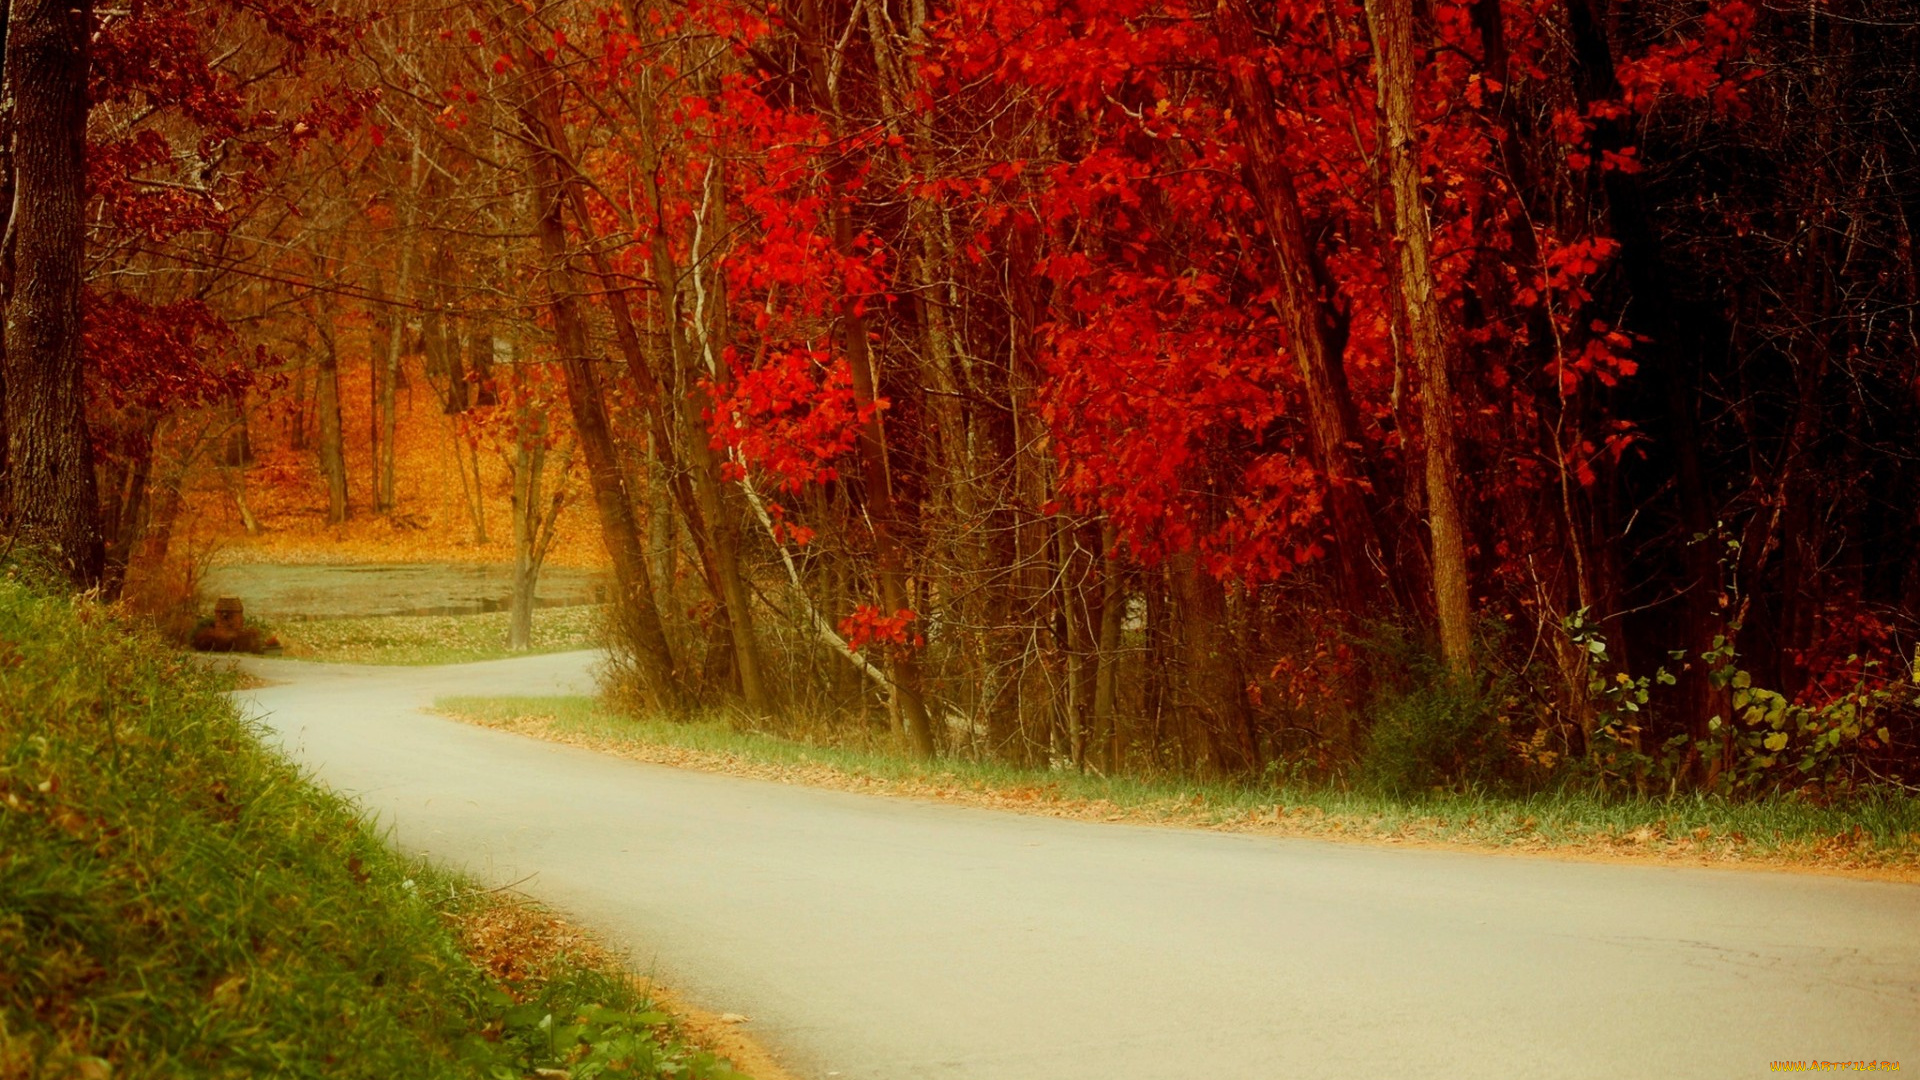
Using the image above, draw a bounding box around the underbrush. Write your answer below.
[0,574,740,1078]
[438,694,1920,871]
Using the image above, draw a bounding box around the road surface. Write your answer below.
[233,652,1920,1079]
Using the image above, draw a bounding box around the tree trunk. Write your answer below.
[1366,0,1475,672]
[507,358,549,651]
[373,148,422,515]
[519,55,683,712]
[839,212,938,758]
[1172,550,1259,775]
[633,164,771,714]
[1216,0,1386,617]
[794,0,936,757]
[550,66,771,715]
[109,416,156,566]
[312,293,350,523]
[289,348,309,451]
[1,0,101,587]
[1092,522,1125,774]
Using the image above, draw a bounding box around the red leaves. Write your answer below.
[475,0,1734,604]
[85,293,251,413]
[707,349,873,494]
[837,606,923,653]
[1613,1,1756,114]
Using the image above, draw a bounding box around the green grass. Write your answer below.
[0,576,740,1078]
[438,694,1920,869]
[272,605,602,665]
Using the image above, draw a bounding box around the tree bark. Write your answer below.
[1366,0,1475,672]
[312,290,350,523]
[834,199,938,759]
[376,149,420,516]
[1092,522,1125,774]
[1215,0,1386,617]
[519,50,683,712]
[1,0,101,587]
[550,37,770,713]
[796,0,938,758]
[1171,549,1259,775]
[506,356,552,651]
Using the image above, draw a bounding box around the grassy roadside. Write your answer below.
[0,577,743,1079]
[437,695,1920,878]
[268,605,602,665]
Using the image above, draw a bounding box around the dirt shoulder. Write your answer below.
[436,703,1920,885]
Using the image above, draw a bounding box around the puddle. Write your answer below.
[202,562,609,620]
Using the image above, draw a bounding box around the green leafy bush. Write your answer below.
[1359,661,1505,795]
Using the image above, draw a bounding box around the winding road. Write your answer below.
[234,652,1920,1079]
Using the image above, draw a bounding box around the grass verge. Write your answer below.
[436,695,1920,878]
[0,576,744,1078]
[270,605,602,665]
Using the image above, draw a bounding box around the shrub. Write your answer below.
[1361,666,1512,796]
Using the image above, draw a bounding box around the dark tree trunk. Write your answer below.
[1216,0,1389,618]
[1172,550,1259,776]
[313,294,349,524]
[520,52,684,712]
[1,0,101,587]
[1091,522,1125,774]
[795,0,937,755]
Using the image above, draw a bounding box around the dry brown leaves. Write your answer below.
[450,898,617,993]
[184,359,607,571]
[449,895,799,1080]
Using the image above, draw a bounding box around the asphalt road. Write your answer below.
[233,651,1920,1079]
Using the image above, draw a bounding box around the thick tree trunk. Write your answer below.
[657,169,773,713]
[550,86,771,715]
[1367,0,1475,672]
[1171,550,1258,775]
[1,0,101,587]
[797,0,936,757]
[838,204,938,760]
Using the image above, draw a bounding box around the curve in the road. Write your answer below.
[234,652,1920,1080]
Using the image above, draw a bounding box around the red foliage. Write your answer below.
[837,605,924,653]
[84,293,252,412]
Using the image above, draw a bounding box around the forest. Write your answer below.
[3,0,1918,797]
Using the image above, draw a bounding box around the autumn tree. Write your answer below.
[2,0,103,587]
